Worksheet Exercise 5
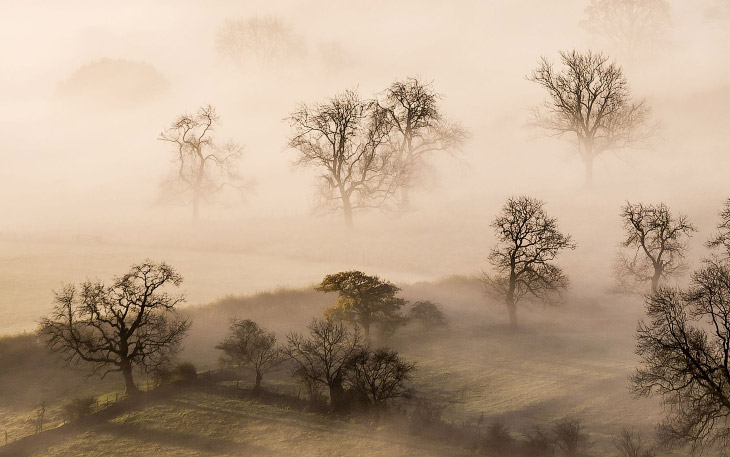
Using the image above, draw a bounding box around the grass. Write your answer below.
[15,389,464,457]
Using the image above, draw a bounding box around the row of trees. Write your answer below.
[482,197,730,328]
[159,47,656,223]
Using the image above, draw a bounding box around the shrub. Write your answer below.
[61,396,96,422]
[407,301,448,329]
[172,362,198,383]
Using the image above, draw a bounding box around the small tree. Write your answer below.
[553,418,591,457]
[348,348,415,406]
[318,271,406,341]
[632,261,730,453]
[39,261,190,395]
[483,196,576,328]
[288,90,396,229]
[215,319,284,391]
[529,50,655,186]
[614,429,656,457]
[707,198,730,257]
[407,300,448,330]
[378,77,467,209]
[159,105,247,221]
[615,202,695,293]
[581,0,671,61]
[285,319,362,412]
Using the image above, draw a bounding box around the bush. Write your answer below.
[61,396,95,422]
[522,426,554,457]
[172,362,198,383]
[407,301,448,329]
[480,422,516,456]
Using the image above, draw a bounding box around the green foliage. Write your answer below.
[407,301,448,329]
[318,271,406,337]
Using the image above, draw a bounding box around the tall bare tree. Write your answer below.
[581,0,672,61]
[284,319,362,411]
[378,77,467,209]
[216,319,284,391]
[39,261,190,395]
[616,202,695,293]
[529,50,655,186]
[288,90,395,228]
[318,271,406,341]
[483,196,576,328]
[707,198,730,257]
[632,261,730,454]
[159,105,246,221]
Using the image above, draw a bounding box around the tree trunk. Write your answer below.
[254,372,263,391]
[342,194,354,230]
[329,380,346,412]
[583,155,594,188]
[121,361,139,395]
[506,279,518,328]
[192,191,200,221]
[651,266,663,293]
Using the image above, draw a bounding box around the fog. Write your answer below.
[0,1,729,455]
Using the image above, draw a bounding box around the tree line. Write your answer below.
[159,47,657,224]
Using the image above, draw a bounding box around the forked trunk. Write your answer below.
[254,372,263,391]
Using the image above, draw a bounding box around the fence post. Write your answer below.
[5,430,8,445]
[115,393,118,403]
[96,399,99,412]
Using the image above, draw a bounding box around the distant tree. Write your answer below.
[614,429,657,457]
[215,15,304,66]
[553,418,591,457]
[284,319,362,411]
[159,105,247,221]
[483,196,576,328]
[615,202,695,293]
[632,261,730,454]
[39,261,190,395]
[288,90,396,229]
[378,77,467,209]
[318,271,406,341]
[347,348,415,406]
[215,319,284,391]
[581,0,671,60]
[707,198,730,257]
[529,50,655,186]
[407,300,448,330]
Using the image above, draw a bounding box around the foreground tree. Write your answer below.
[581,0,671,61]
[159,105,247,221]
[288,90,395,229]
[707,198,730,257]
[483,196,576,328]
[615,202,695,293]
[347,348,415,407]
[39,261,190,395]
[529,50,655,186]
[215,319,284,391]
[285,319,362,411]
[318,271,406,341]
[378,77,467,209]
[632,261,730,454]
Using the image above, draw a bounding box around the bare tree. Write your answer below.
[483,196,576,328]
[707,198,730,257]
[553,418,591,457]
[159,105,247,221]
[529,50,655,186]
[616,202,695,293]
[378,77,467,209]
[632,261,730,454]
[581,0,672,61]
[347,348,415,406]
[284,319,362,411]
[614,429,657,457]
[288,90,396,229]
[39,261,190,395]
[215,15,304,66]
[318,271,406,341]
[215,319,284,391]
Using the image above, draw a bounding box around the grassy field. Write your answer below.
[0,276,695,456]
[8,389,464,457]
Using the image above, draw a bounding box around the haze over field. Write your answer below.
[1,1,730,456]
